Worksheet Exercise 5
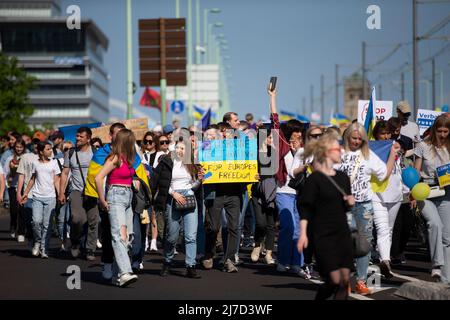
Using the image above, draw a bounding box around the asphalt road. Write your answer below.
[0,210,436,300]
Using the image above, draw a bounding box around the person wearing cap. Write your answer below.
[163,124,176,152]
[397,101,420,143]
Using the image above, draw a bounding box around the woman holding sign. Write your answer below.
[414,115,450,283]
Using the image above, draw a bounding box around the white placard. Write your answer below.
[357,100,393,125]
[416,109,443,136]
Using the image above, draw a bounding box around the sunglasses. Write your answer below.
[143,139,154,145]
[159,140,170,145]
[309,133,322,139]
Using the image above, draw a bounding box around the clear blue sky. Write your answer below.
[62,0,450,125]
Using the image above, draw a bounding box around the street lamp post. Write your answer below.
[203,8,221,64]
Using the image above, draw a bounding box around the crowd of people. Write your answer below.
[1,83,449,299]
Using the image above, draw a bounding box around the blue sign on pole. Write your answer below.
[170,100,185,114]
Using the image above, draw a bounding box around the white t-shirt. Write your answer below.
[401,120,420,143]
[30,159,61,198]
[169,159,196,192]
[277,149,299,195]
[16,153,39,199]
[373,157,409,203]
[338,150,387,202]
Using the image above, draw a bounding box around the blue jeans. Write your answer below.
[107,186,134,276]
[196,189,206,257]
[32,197,56,252]
[164,189,198,267]
[349,201,374,282]
[276,193,303,268]
[57,202,71,241]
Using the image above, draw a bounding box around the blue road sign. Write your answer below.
[170,100,185,114]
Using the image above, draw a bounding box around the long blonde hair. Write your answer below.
[343,122,370,159]
[303,131,339,164]
[107,129,136,167]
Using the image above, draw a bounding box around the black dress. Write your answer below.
[298,170,353,277]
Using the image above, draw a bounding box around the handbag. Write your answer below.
[173,194,196,211]
[288,171,306,191]
[319,171,371,258]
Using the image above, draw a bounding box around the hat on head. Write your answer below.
[163,124,174,134]
[397,101,411,114]
[32,131,46,142]
[153,125,162,133]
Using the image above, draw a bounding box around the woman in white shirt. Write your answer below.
[157,139,203,278]
[22,141,61,259]
[414,115,450,283]
[371,121,407,279]
[339,122,399,295]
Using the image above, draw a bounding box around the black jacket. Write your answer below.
[152,154,173,212]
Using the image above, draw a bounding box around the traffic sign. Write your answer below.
[170,100,185,114]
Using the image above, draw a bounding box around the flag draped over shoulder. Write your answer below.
[368,139,393,193]
[84,144,150,198]
[364,87,376,140]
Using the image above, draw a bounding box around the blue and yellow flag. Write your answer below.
[330,113,350,127]
[364,87,377,140]
[84,144,150,198]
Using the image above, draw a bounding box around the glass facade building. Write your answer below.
[0,0,109,126]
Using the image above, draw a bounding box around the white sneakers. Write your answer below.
[251,246,261,262]
[116,273,138,287]
[96,239,102,249]
[17,235,25,243]
[32,243,40,257]
[150,239,158,252]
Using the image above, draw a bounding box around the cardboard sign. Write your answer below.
[91,118,148,143]
[199,137,258,184]
[416,109,444,136]
[436,164,450,188]
[357,100,393,125]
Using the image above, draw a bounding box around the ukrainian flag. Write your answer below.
[84,144,150,198]
[194,105,217,122]
[279,110,296,121]
[364,87,377,141]
[330,113,350,127]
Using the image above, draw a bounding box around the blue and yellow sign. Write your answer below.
[436,164,450,188]
[199,137,258,184]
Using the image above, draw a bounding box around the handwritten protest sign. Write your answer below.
[199,137,258,184]
[358,100,393,125]
[436,164,450,188]
[91,118,148,143]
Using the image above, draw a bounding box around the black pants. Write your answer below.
[100,207,114,264]
[8,187,25,235]
[251,196,276,251]
[391,203,415,257]
[205,194,242,261]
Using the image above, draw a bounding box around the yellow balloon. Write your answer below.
[411,183,431,201]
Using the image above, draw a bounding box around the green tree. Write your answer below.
[0,52,36,135]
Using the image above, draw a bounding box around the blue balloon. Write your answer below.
[402,167,420,189]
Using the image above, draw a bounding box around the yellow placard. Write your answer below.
[201,160,258,184]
